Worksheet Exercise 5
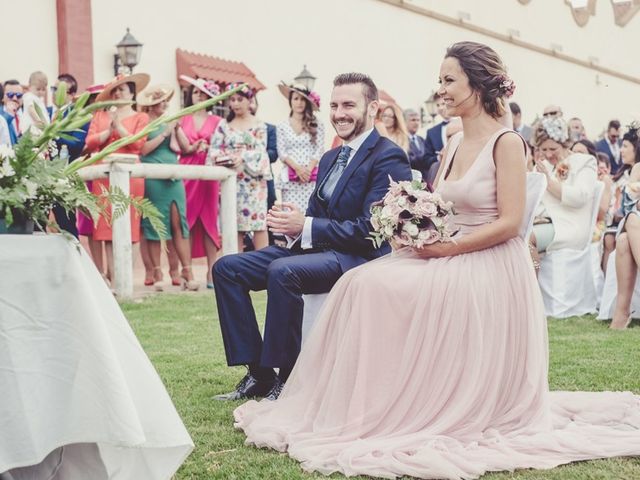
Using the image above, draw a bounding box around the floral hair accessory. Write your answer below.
[496,74,516,98]
[225,82,254,98]
[203,81,220,97]
[308,91,321,108]
[541,116,569,144]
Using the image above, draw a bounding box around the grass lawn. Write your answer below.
[122,292,640,480]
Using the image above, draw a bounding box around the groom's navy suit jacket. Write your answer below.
[304,129,412,270]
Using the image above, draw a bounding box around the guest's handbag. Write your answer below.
[288,166,318,182]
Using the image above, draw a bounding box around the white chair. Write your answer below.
[597,250,640,320]
[538,181,605,318]
[520,173,547,240]
[301,173,548,343]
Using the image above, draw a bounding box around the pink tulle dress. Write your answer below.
[233,129,640,479]
[178,114,222,257]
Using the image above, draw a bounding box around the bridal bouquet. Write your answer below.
[369,178,458,249]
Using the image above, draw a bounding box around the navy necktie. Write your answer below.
[319,145,352,202]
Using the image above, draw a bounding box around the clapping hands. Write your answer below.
[267,202,305,237]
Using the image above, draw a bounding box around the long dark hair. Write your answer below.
[289,91,318,144]
[613,127,640,182]
[184,84,212,111]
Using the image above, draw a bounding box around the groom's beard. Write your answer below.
[332,112,367,142]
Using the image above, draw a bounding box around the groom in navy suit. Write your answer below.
[212,73,412,400]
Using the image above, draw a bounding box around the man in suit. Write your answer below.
[404,108,428,179]
[595,120,623,175]
[212,73,412,401]
[509,102,532,144]
[424,93,451,172]
[0,79,23,145]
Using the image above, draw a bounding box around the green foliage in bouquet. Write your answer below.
[0,82,243,235]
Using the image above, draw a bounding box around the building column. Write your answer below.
[56,0,94,90]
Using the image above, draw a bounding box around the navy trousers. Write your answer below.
[213,245,342,372]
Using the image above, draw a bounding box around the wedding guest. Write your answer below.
[21,71,50,137]
[209,83,272,253]
[509,101,532,143]
[379,103,409,152]
[85,73,150,282]
[51,73,84,237]
[75,83,106,267]
[601,126,640,275]
[529,116,597,272]
[568,116,587,142]
[137,85,198,291]
[233,42,640,479]
[0,79,23,144]
[570,138,596,157]
[610,125,640,329]
[424,92,451,171]
[404,108,428,178]
[211,73,411,401]
[596,119,623,174]
[176,76,223,288]
[276,82,324,211]
[542,104,563,118]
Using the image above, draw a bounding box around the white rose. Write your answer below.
[403,222,419,237]
[23,179,38,198]
[0,144,15,159]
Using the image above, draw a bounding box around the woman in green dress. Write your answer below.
[138,85,198,291]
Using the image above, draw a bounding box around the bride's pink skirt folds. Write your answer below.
[234,130,640,479]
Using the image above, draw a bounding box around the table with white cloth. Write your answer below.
[0,235,193,479]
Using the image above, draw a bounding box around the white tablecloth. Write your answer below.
[0,235,193,479]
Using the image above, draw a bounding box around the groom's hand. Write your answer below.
[267,202,305,237]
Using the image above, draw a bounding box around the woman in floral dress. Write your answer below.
[209,84,271,252]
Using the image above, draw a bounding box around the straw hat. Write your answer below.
[277,82,320,111]
[179,75,221,98]
[94,73,150,103]
[85,83,106,95]
[137,84,175,107]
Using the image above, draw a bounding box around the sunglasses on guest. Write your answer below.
[5,92,23,100]
[543,110,559,117]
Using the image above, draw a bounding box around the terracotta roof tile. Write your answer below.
[176,48,266,91]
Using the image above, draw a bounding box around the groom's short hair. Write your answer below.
[333,73,378,105]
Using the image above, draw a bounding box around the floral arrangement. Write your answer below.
[225,82,254,98]
[496,74,516,98]
[369,178,458,249]
[308,91,321,109]
[541,116,569,144]
[0,82,244,233]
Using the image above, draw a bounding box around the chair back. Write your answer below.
[578,180,605,250]
[519,172,547,239]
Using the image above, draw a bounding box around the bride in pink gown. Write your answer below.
[234,42,640,479]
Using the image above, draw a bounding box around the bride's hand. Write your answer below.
[412,241,455,259]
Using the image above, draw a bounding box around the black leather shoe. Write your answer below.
[264,377,285,401]
[214,373,274,401]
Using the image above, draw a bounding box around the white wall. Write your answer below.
[4,0,639,141]
[2,0,58,88]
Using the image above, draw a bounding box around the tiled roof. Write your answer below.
[175,48,266,91]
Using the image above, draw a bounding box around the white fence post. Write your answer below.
[220,176,238,257]
[78,159,237,298]
[108,156,136,299]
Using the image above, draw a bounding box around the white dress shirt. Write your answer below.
[292,128,375,250]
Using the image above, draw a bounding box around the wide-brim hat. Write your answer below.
[94,73,150,103]
[137,84,175,107]
[85,83,106,95]
[179,75,220,98]
[278,82,319,111]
